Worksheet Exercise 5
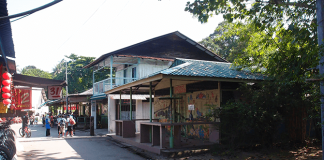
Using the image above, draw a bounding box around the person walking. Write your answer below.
[58,115,66,138]
[56,115,61,134]
[22,112,29,136]
[42,115,45,127]
[45,116,51,136]
[50,114,54,128]
[66,114,74,137]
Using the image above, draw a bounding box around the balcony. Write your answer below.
[93,77,137,95]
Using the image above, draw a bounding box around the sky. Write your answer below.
[7,0,223,73]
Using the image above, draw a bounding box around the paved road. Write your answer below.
[10,122,145,160]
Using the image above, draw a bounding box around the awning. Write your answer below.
[90,94,107,100]
[13,74,66,88]
[109,94,154,100]
[38,99,62,109]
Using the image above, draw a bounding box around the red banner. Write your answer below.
[63,104,77,111]
[13,88,32,110]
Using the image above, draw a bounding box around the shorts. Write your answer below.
[67,126,72,133]
[59,126,65,133]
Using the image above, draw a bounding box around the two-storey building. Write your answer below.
[83,31,227,132]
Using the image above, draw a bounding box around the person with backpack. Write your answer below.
[58,115,66,138]
[66,114,75,137]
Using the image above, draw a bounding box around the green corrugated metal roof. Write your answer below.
[149,59,266,81]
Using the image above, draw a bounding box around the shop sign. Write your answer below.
[48,86,62,99]
[63,104,77,111]
[174,85,186,94]
[188,104,195,110]
[14,89,32,110]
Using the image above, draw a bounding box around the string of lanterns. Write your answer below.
[2,72,12,105]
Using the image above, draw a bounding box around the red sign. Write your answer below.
[13,89,32,110]
[174,85,186,94]
[48,86,62,99]
[63,104,77,111]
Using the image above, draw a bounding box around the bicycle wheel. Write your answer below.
[3,139,15,158]
[5,129,16,136]
[0,141,14,160]
[18,128,24,137]
[26,128,31,138]
[0,146,10,160]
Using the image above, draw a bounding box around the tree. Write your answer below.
[20,65,52,79]
[187,0,321,145]
[53,54,95,94]
[199,21,249,62]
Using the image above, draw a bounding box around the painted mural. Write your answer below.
[154,88,220,140]
[153,96,171,123]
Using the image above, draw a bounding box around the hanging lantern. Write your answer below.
[3,99,11,105]
[2,80,11,86]
[2,72,11,80]
[2,86,10,93]
[2,93,10,99]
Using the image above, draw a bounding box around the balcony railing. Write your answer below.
[93,77,137,95]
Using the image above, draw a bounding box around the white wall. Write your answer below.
[137,59,171,78]
[135,100,154,132]
[108,97,116,133]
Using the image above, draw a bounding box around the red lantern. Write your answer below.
[3,99,11,105]
[2,93,10,99]
[2,86,10,93]
[2,80,10,86]
[2,72,11,80]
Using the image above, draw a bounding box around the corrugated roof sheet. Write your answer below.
[84,31,228,68]
[148,59,266,81]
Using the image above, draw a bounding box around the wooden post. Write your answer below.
[130,87,132,120]
[150,82,152,122]
[119,91,122,120]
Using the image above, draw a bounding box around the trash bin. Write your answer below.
[90,116,94,136]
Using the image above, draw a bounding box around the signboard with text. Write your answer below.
[14,89,32,110]
[48,86,62,99]
[63,104,77,111]
[174,85,186,94]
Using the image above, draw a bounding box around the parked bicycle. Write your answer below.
[0,121,16,159]
[19,125,31,138]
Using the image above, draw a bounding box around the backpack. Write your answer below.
[60,119,65,127]
[69,118,76,125]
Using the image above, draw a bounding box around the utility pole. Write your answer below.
[316,0,324,158]
[66,61,68,114]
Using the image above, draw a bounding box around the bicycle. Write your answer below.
[19,125,31,138]
[0,121,16,159]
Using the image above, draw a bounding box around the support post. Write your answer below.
[119,91,122,120]
[169,78,174,148]
[150,82,152,122]
[316,0,324,156]
[149,82,153,143]
[110,56,113,89]
[130,87,132,120]
[66,61,68,114]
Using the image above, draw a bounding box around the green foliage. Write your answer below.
[199,21,249,62]
[20,65,52,79]
[52,54,95,94]
[214,80,320,148]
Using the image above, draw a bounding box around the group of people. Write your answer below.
[42,112,76,138]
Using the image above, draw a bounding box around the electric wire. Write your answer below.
[57,0,107,50]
